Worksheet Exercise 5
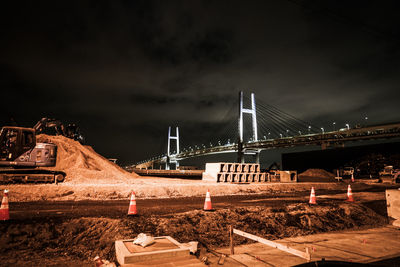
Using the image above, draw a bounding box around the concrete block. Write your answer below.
[201,172,216,182]
[259,173,266,182]
[217,173,225,182]
[235,163,242,173]
[228,163,235,172]
[280,171,297,183]
[242,173,249,183]
[242,164,249,173]
[115,236,190,265]
[249,164,260,173]
[220,163,229,172]
[386,189,400,226]
[226,173,233,182]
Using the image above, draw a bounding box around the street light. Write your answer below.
[333,122,336,131]
[308,126,311,134]
[345,123,350,130]
[286,129,289,137]
[279,133,283,138]
[321,127,324,134]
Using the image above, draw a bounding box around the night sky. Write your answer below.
[1,1,400,166]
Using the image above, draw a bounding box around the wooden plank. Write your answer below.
[229,225,234,255]
[233,229,310,261]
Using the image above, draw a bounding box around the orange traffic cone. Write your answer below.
[203,189,213,211]
[347,184,354,202]
[127,191,138,216]
[0,189,9,221]
[309,187,317,205]
[351,173,355,183]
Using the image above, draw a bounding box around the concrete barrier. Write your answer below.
[386,189,400,227]
[280,171,298,183]
[202,162,270,183]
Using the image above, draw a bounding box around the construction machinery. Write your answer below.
[33,117,84,144]
[342,167,355,178]
[0,126,66,183]
[379,165,400,184]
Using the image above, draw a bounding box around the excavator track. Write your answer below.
[0,168,66,184]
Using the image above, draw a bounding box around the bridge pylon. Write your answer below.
[166,126,180,170]
[238,91,260,163]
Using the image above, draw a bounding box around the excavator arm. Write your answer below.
[33,117,84,143]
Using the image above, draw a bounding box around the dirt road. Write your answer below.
[8,188,388,220]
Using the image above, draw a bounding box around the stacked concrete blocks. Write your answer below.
[202,162,268,183]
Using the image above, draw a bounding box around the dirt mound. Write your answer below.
[37,134,138,184]
[298,168,336,182]
[0,202,386,265]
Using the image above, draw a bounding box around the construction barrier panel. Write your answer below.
[386,189,400,227]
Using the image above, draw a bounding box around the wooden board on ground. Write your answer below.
[119,255,205,267]
[230,254,267,267]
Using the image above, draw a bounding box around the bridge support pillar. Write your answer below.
[254,152,260,164]
[237,141,245,163]
[166,126,180,170]
[321,142,331,150]
[165,157,170,170]
[238,91,258,163]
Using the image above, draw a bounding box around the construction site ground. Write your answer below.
[1,179,400,266]
[1,136,399,266]
[0,177,387,202]
[215,226,400,266]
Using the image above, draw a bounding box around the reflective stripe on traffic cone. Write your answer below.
[204,189,213,211]
[127,191,137,216]
[309,187,317,205]
[0,189,9,221]
[347,184,354,202]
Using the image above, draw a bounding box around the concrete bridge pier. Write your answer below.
[254,151,260,164]
[165,156,179,170]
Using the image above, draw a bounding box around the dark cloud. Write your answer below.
[1,0,400,166]
[129,92,235,109]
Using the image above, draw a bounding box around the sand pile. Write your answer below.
[37,134,138,184]
[298,168,336,182]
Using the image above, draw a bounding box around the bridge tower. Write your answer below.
[166,126,180,170]
[238,91,260,163]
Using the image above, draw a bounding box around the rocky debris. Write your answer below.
[298,168,336,182]
[36,134,138,184]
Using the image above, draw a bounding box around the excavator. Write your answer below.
[0,118,82,183]
[33,117,84,144]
